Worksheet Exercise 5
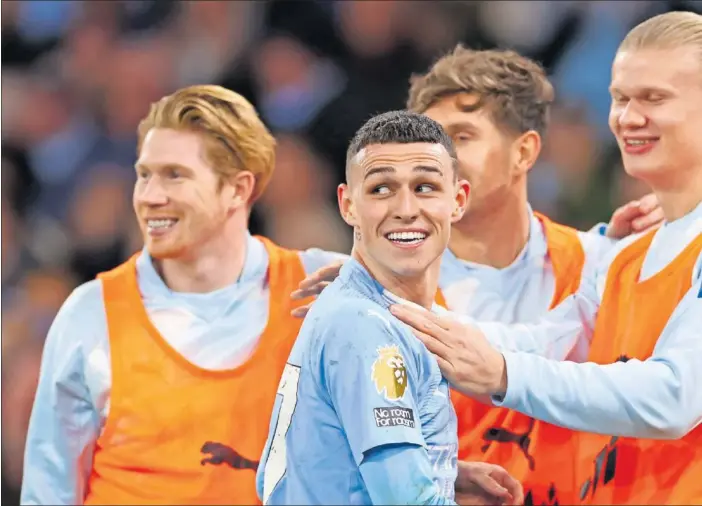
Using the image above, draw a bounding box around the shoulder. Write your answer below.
[297,248,350,276]
[312,293,397,339]
[598,230,650,268]
[576,229,616,257]
[46,279,107,353]
[577,228,648,269]
[576,229,616,277]
[309,291,407,353]
[56,279,106,325]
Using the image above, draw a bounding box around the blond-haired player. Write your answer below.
[392,11,702,505]
[20,85,346,505]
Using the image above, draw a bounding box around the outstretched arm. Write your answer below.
[494,282,702,438]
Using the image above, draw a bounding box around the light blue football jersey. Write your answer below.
[256,258,458,505]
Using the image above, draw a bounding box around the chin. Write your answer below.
[622,160,666,181]
[145,241,184,260]
[388,258,435,279]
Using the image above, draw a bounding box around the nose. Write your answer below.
[392,187,420,222]
[135,177,168,206]
[616,101,647,129]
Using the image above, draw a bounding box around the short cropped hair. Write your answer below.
[345,110,457,180]
[618,11,702,59]
[407,45,554,137]
[137,85,276,202]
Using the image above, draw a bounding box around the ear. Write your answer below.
[512,130,542,176]
[451,179,470,223]
[226,170,256,211]
[337,183,358,227]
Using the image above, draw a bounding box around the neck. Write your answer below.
[650,168,702,222]
[449,187,530,269]
[353,248,439,310]
[154,219,249,294]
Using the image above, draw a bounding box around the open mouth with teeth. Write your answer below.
[623,137,658,154]
[146,218,179,235]
[385,231,428,247]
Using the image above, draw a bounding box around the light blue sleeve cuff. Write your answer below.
[491,351,526,408]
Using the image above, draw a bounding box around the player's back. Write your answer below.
[257,259,458,505]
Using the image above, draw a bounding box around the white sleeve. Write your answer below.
[467,234,640,362]
[471,266,600,362]
[495,280,702,439]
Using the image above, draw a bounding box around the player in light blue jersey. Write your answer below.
[257,110,472,505]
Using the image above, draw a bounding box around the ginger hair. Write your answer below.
[137,85,276,202]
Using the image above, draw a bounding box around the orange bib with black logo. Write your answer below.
[84,237,310,505]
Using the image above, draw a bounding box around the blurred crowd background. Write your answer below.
[2,0,701,503]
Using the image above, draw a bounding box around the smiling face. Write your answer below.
[609,45,702,185]
[133,128,238,259]
[423,93,526,215]
[339,142,469,279]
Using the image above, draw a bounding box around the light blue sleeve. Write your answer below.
[495,280,702,439]
[298,248,350,276]
[318,303,425,465]
[471,264,601,362]
[360,445,456,505]
[442,234,617,363]
[20,283,103,505]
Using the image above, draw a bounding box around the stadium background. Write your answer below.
[2,0,701,503]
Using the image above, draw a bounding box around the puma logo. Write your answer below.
[200,441,259,471]
[481,418,536,470]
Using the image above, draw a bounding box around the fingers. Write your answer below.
[413,328,453,363]
[290,304,312,318]
[291,262,342,300]
[296,263,343,291]
[390,304,440,335]
[631,206,665,232]
[614,200,643,223]
[492,469,524,505]
[389,304,452,335]
[472,473,511,499]
[433,354,454,378]
[411,305,455,331]
[291,281,331,300]
[607,201,641,238]
[457,463,510,499]
[637,192,658,214]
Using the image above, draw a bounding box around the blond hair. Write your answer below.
[137,85,276,202]
[407,45,555,136]
[619,11,702,56]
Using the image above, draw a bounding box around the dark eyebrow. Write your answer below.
[363,165,443,180]
[414,165,443,177]
[363,166,395,180]
[443,121,478,134]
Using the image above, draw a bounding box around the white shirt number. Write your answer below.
[262,363,301,503]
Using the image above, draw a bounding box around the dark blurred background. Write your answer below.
[2,0,700,503]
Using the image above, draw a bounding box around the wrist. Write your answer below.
[490,351,508,398]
